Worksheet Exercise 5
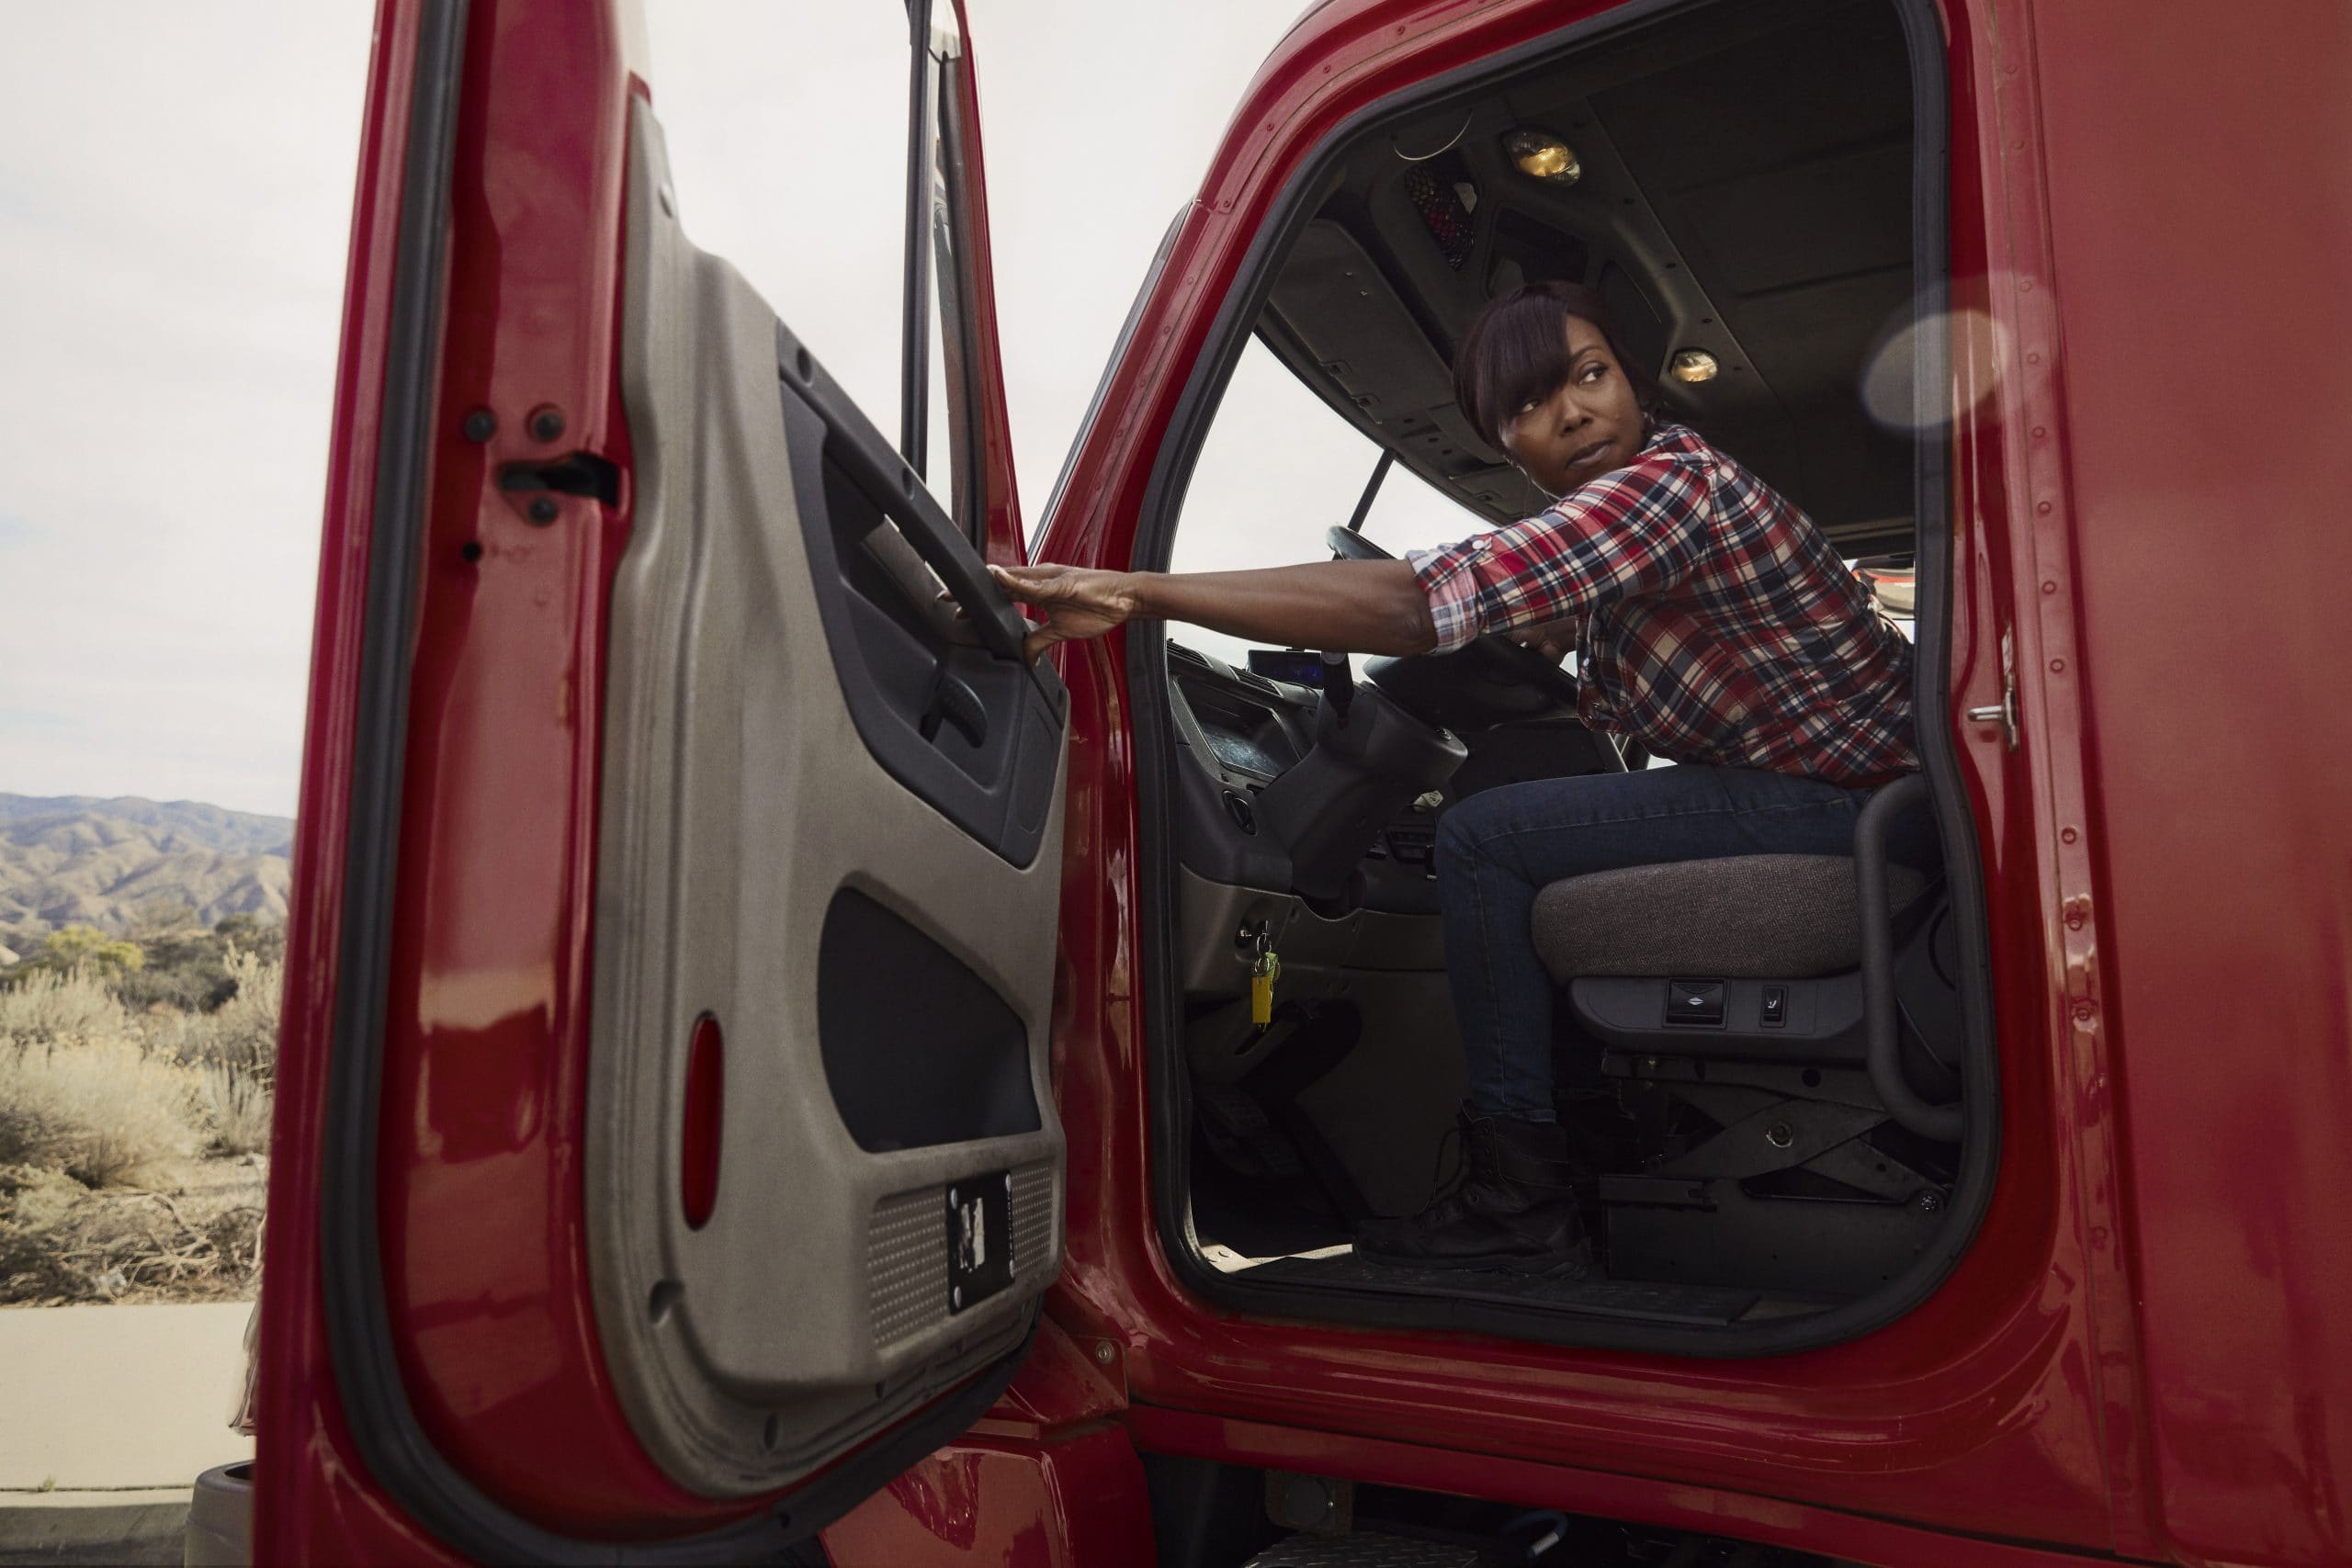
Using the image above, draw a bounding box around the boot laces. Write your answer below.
[1420,1114,1521,1217]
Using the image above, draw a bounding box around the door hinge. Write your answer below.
[1966,626,2018,750]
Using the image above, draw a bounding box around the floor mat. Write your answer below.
[1239,1249,1785,1325]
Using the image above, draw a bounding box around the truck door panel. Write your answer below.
[584,100,1064,1495]
[258,1,1067,1558]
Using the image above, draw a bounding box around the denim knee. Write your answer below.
[1436,789,1500,871]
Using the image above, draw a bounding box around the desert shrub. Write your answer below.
[114,962,234,1014]
[197,1060,274,1157]
[18,925,145,981]
[0,967,128,1049]
[0,1037,202,1187]
[212,915,287,968]
[0,1166,95,1302]
[113,912,285,1014]
[171,950,282,1086]
[0,1165,263,1303]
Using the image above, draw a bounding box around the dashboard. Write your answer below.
[1164,640,1446,916]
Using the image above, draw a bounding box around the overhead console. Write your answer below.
[1250,0,1920,556]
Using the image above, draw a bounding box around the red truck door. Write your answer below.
[254,0,1066,1560]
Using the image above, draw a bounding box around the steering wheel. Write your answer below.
[1327,524,1581,718]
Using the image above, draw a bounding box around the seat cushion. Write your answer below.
[1531,853,1929,983]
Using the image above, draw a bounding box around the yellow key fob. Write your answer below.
[1250,952,1282,1027]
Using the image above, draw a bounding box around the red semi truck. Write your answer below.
[232,0,2352,1562]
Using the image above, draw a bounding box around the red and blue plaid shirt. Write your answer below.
[1408,422,1917,785]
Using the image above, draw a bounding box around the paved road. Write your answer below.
[0,1500,186,1566]
[0,1303,254,1562]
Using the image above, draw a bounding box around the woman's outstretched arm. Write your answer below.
[989,558,1437,663]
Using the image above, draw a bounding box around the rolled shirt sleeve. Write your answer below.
[1405,451,1711,653]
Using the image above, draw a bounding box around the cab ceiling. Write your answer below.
[1257,0,1918,553]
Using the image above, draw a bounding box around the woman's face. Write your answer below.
[1497,315,1645,497]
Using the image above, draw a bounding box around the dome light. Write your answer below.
[1504,129,1580,185]
[1668,348,1721,384]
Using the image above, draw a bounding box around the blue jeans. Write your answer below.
[1436,764,1924,1122]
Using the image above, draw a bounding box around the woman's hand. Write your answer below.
[988,556,1433,660]
[988,562,1142,662]
[1511,615,1581,665]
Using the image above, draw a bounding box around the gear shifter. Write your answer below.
[1320,650,1354,728]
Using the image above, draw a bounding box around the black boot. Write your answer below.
[1353,1111,1593,1275]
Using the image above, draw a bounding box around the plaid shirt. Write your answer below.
[1407,423,1917,785]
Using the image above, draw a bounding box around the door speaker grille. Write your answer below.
[869,1163,1055,1350]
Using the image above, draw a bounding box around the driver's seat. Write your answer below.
[1528,821,1963,1297]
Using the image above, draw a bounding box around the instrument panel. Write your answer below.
[1164,640,1443,914]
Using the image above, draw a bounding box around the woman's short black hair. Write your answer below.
[1453,279,1662,447]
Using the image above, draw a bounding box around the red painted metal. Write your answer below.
[258,0,1040,1555]
[822,1318,1149,1563]
[1126,1404,2096,1568]
[946,13,1029,567]
[820,1427,1156,1567]
[270,0,2352,1561]
[2028,4,2352,1562]
[253,0,459,1555]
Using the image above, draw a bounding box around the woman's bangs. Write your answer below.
[1482,300,1574,433]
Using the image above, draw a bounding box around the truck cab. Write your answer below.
[246,1,2352,1563]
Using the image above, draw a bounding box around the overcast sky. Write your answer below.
[0,2,1504,817]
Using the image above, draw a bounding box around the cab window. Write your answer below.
[1170,335,1486,671]
[643,6,982,538]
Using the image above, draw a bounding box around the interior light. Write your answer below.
[1504,129,1580,185]
[1668,348,1721,384]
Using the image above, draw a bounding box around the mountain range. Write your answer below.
[0,794,294,951]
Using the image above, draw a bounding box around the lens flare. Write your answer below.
[1860,302,2008,432]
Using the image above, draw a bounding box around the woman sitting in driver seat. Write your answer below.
[991,280,1917,1275]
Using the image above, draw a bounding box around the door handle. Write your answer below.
[920,666,989,750]
[777,323,1031,662]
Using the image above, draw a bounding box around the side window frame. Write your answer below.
[901,0,988,547]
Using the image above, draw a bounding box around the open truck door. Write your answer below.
[253,1,1067,1559]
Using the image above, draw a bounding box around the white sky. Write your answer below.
[0,1,1511,817]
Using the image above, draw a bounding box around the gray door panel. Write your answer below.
[582,100,1067,1498]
